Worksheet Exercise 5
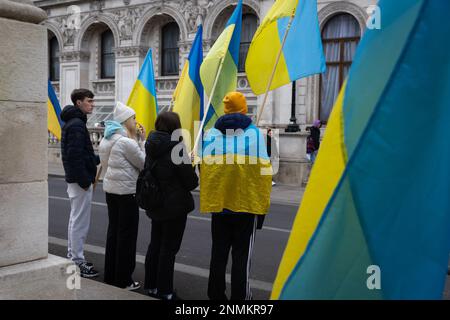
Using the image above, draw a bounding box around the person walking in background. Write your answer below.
[306,120,322,164]
[200,92,272,300]
[60,88,100,278]
[144,111,198,300]
[99,101,146,291]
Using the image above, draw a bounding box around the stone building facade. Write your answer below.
[37,0,377,185]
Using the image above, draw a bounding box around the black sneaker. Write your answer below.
[147,289,158,299]
[159,292,182,301]
[125,281,141,291]
[77,262,99,278]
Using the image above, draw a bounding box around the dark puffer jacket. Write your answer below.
[60,105,100,189]
[145,131,198,221]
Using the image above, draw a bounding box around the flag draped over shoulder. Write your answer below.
[272,0,450,300]
[172,25,204,150]
[200,124,272,215]
[245,0,325,95]
[47,79,63,140]
[200,0,242,130]
[127,49,158,136]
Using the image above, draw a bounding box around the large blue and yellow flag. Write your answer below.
[172,25,204,150]
[245,0,325,95]
[272,0,450,300]
[200,0,242,130]
[127,49,158,136]
[200,124,272,215]
[47,80,63,140]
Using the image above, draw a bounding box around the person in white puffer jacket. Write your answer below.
[98,101,145,291]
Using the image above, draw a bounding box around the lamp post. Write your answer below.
[285,81,300,132]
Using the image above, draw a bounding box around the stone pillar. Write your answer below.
[115,46,148,103]
[0,0,74,299]
[60,51,90,107]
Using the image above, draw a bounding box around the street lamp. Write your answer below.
[285,81,300,132]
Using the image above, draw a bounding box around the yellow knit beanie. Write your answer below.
[223,91,248,115]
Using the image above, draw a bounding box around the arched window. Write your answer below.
[239,14,258,72]
[161,22,180,76]
[101,30,115,79]
[320,14,360,122]
[49,37,60,81]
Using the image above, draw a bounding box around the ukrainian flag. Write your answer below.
[172,25,204,151]
[272,0,450,300]
[127,49,158,136]
[47,79,63,140]
[245,0,325,95]
[200,0,242,130]
[200,124,272,215]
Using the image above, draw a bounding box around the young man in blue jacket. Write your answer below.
[60,89,100,278]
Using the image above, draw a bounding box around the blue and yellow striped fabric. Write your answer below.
[200,0,242,130]
[127,49,158,136]
[245,0,325,95]
[172,25,204,150]
[47,79,63,140]
[272,0,450,300]
[200,124,272,215]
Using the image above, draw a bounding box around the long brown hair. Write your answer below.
[155,111,182,135]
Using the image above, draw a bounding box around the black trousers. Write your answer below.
[144,215,187,295]
[208,213,257,300]
[104,192,139,288]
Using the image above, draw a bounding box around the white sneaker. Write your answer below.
[272,181,276,186]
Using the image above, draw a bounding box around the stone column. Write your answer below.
[115,46,148,103]
[0,0,74,299]
[60,51,90,107]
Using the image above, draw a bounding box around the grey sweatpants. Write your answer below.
[66,183,93,264]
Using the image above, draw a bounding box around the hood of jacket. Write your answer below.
[214,113,252,134]
[146,130,180,159]
[104,120,125,139]
[60,105,87,123]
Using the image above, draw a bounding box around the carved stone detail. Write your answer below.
[114,46,149,58]
[112,7,144,41]
[179,0,214,33]
[59,50,90,62]
[90,0,105,12]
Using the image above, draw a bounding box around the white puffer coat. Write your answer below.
[99,132,145,195]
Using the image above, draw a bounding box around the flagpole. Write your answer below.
[93,165,103,192]
[255,8,296,127]
[192,56,225,155]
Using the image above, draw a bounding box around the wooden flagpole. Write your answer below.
[93,165,102,192]
[255,8,297,127]
[192,56,226,155]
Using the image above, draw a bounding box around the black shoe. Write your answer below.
[77,262,99,278]
[125,281,141,291]
[159,292,182,301]
[147,289,159,299]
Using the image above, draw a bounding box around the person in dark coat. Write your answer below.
[60,88,100,278]
[143,111,198,300]
[306,120,322,164]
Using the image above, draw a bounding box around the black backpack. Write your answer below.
[136,158,164,211]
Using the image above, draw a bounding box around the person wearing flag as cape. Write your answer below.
[200,92,272,300]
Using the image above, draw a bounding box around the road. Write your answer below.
[48,176,298,300]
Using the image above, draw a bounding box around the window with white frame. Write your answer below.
[320,13,360,122]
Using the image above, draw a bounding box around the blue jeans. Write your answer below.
[309,150,318,164]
